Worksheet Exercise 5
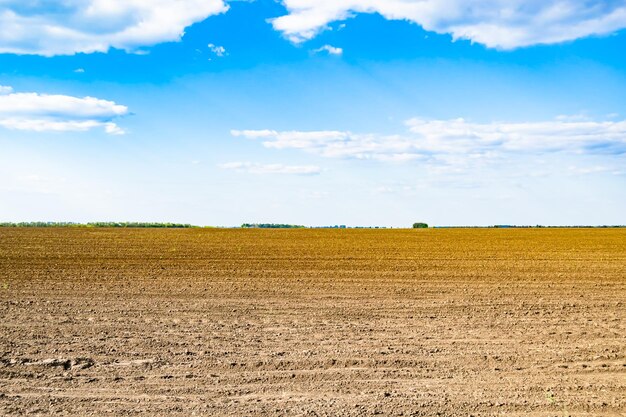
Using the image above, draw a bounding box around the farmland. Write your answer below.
[0,227,625,416]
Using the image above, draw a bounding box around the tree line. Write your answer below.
[0,222,196,228]
[241,223,305,229]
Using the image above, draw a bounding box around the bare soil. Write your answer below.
[1,228,625,416]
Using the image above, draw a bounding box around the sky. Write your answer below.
[0,0,625,227]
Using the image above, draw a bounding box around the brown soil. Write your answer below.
[1,228,625,416]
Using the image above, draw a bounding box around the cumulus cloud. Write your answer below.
[0,88,128,134]
[312,44,343,55]
[0,85,13,94]
[231,117,626,163]
[2,1,622,54]
[405,118,626,154]
[208,43,227,57]
[0,0,228,56]
[0,119,124,135]
[219,162,321,175]
[270,0,626,49]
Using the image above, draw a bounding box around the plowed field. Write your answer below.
[1,228,625,416]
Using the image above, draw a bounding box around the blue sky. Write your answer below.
[1,0,625,226]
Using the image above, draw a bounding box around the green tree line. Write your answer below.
[0,222,197,228]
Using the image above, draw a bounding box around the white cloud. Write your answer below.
[271,0,626,49]
[232,117,626,164]
[312,44,343,55]
[0,1,623,55]
[208,43,227,57]
[219,162,321,175]
[404,118,626,154]
[0,85,13,94]
[568,165,624,176]
[0,0,228,56]
[568,166,608,175]
[0,119,124,134]
[74,68,85,74]
[0,88,128,135]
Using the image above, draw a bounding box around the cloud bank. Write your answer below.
[0,1,624,55]
[0,87,128,134]
[271,0,626,49]
[0,0,228,56]
[232,117,626,164]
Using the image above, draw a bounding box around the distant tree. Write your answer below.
[412,222,428,229]
[241,223,305,229]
